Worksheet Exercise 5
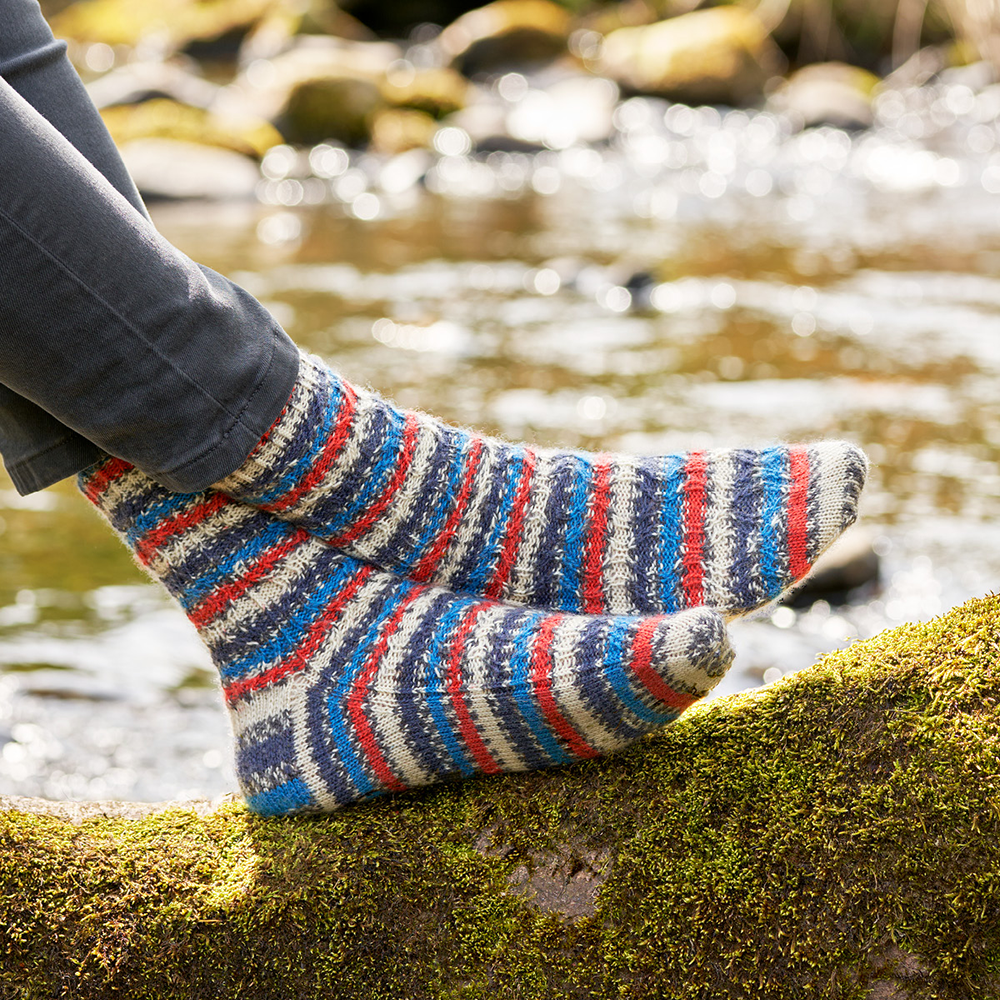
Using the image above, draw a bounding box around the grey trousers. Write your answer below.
[0,0,299,494]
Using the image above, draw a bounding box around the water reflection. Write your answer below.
[3,77,1000,800]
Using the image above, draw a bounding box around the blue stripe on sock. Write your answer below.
[321,403,405,536]
[602,618,678,724]
[657,454,685,613]
[759,447,787,599]
[478,612,551,772]
[393,431,467,574]
[509,612,572,766]
[463,448,523,594]
[447,444,511,592]
[422,596,479,777]
[569,618,646,738]
[173,516,291,611]
[215,554,361,679]
[391,591,458,777]
[244,375,341,506]
[324,584,417,798]
[245,777,315,816]
[559,458,590,612]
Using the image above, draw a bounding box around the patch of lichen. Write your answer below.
[3,596,1000,999]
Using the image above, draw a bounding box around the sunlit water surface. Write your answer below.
[3,85,1000,801]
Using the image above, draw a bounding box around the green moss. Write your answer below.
[3,596,1000,998]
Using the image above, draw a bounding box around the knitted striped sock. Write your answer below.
[215,354,868,619]
[79,457,734,816]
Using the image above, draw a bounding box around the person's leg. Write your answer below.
[214,355,868,618]
[79,456,734,814]
[0,0,156,492]
[0,73,299,492]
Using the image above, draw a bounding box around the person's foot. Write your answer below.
[80,457,734,815]
[215,353,868,619]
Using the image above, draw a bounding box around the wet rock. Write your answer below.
[224,37,401,145]
[597,7,784,106]
[86,60,220,110]
[281,73,383,145]
[767,62,878,130]
[50,0,272,52]
[381,66,470,119]
[790,528,880,607]
[118,138,261,200]
[440,0,572,76]
[100,98,281,158]
[238,2,376,64]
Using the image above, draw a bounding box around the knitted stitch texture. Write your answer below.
[215,353,869,619]
[79,457,734,816]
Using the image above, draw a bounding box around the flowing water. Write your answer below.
[3,73,1000,802]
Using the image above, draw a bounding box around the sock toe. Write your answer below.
[647,606,734,700]
[808,440,869,560]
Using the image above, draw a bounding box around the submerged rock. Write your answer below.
[598,7,785,106]
[440,0,572,76]
[768,61,879,130]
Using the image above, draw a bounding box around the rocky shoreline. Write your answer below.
[42,0,997,201]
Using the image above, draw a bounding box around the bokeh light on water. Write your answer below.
[3,73,1000,800]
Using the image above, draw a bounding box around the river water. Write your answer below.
[2,73,1000,802]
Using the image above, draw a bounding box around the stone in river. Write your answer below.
[439,0,572,76]
[100,98,281,158]
[86,60,221,111]
[598,7,784,106]
[767,62,879,130]
[118,138,261,201]
[789,528,880,607]
[223,37,401,146]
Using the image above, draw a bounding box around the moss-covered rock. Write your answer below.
[598,7,785,106]
[3,594,1000,998]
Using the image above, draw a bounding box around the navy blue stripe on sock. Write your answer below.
[385,428,464,574]
[728,448,761,609]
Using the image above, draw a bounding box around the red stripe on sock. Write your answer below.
[680,452,707,607]
[629,617,696,712]
[446,603,503,774]
[484,449,536,600]
[582,457,612,613]
[411,436,484,583]
[188,530,308,628]
[222,563,374,703]
[135,492,229,566]
[787,446,811,580]
[82,457,133,503]
[327,411,421,548]
[263,381,359,513]
[530,615,599,760]
[346,590,422,793]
